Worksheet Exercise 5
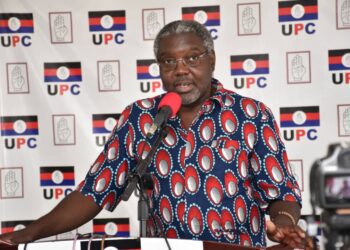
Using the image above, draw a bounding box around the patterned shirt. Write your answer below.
[79,78,301,247]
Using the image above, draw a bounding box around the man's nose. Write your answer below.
[174,59,190,75]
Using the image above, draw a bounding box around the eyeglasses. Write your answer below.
[158,51,208,71]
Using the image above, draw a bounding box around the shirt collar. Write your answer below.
[208,78,230,108]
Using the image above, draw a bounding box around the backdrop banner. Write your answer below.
[0,0,349,245]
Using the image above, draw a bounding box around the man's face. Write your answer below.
[157,33,215,107]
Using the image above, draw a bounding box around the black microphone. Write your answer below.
[147,92,182,137]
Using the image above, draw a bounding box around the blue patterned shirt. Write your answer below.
[79,78,301,247]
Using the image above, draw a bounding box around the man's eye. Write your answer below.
[187,55,199,62]
[163,59,176,65]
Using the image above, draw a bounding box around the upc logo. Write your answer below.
[0,13,34,47]
[88,10,126,45]
[278,0,318,36]
[0,115,38,149]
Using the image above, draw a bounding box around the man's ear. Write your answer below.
[209,51,216,71]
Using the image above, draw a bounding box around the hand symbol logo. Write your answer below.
[54,15,68,41]
[343,107,350,133]
[242,7,256,33]
[5,170,19,196]
[102,64,116,89]
[146,12,161,38]
[291,55,306,81]
[57,117,71,142]
[341,0,350,26]
[11,66,25,91]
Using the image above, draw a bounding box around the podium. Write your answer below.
[0,238,290,250]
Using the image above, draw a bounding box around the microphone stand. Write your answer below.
[121,126,168,237]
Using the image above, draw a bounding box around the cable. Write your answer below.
[87,233,93,250]
[72,233,79,250]
[100,235,106,250]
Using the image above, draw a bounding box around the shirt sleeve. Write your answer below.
[250,102,302,211]
[77,104,137,212]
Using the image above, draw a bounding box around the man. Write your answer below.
[0,20,313,249]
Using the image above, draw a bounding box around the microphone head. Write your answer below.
[158,92,182,117]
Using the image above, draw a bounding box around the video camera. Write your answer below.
[310,142,350,209]
[309,142,350,250]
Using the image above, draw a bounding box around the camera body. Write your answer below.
[309,143,350,250]
[310,143,350,209]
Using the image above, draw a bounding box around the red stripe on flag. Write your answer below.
[279,6,317,16]
[40,172,74,180]
[0,19,33,27]
[93,120,105,128]
[1,122,14,130]
[93,225,105,232]
[0,20,8,26]
[0,121,38,130]
[328,56,342,64]
[207,12,220,19]
[231,60,269,70]
[93,224,130,232]
[89,17,126,26]
[25,121,38,129]
[182,13,195,20]
[278,7,292,16]
[182,12,220,20]
[280,112,319,121]
[137,66,150,74]
[44,68,81,77]
[44,69,57,76]
[1,228,14,234]
[304,6,318,14]
[68,68,81,76]
[19,20,34,27]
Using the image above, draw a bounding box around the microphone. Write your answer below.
[147,92,182,137]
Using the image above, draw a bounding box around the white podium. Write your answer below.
[13,237,263,250]
[17,238,202,250]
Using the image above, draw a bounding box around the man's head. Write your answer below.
[154,20,214,59]
[154,20,216,107]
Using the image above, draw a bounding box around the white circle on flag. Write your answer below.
[104,222,118,236]
[292,110,307,125]
[14,224,26,231]
[243,58,256,73]
[342,53,350,68]
[105,247,118,250]
[13,120,27,134]
[194,10,208,24]
[148,63,160,77]
[52,170,64,184]
[8,17,21,31]
[291,4,305,19]
[104,117,117,132]
[56,66,70,80]
[101,15,114,29]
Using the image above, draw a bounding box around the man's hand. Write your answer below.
[0,191,102,247]
[266,220,315,249]
[0,238,17,250]
[0,237,15,246]
[0,230,28,247]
